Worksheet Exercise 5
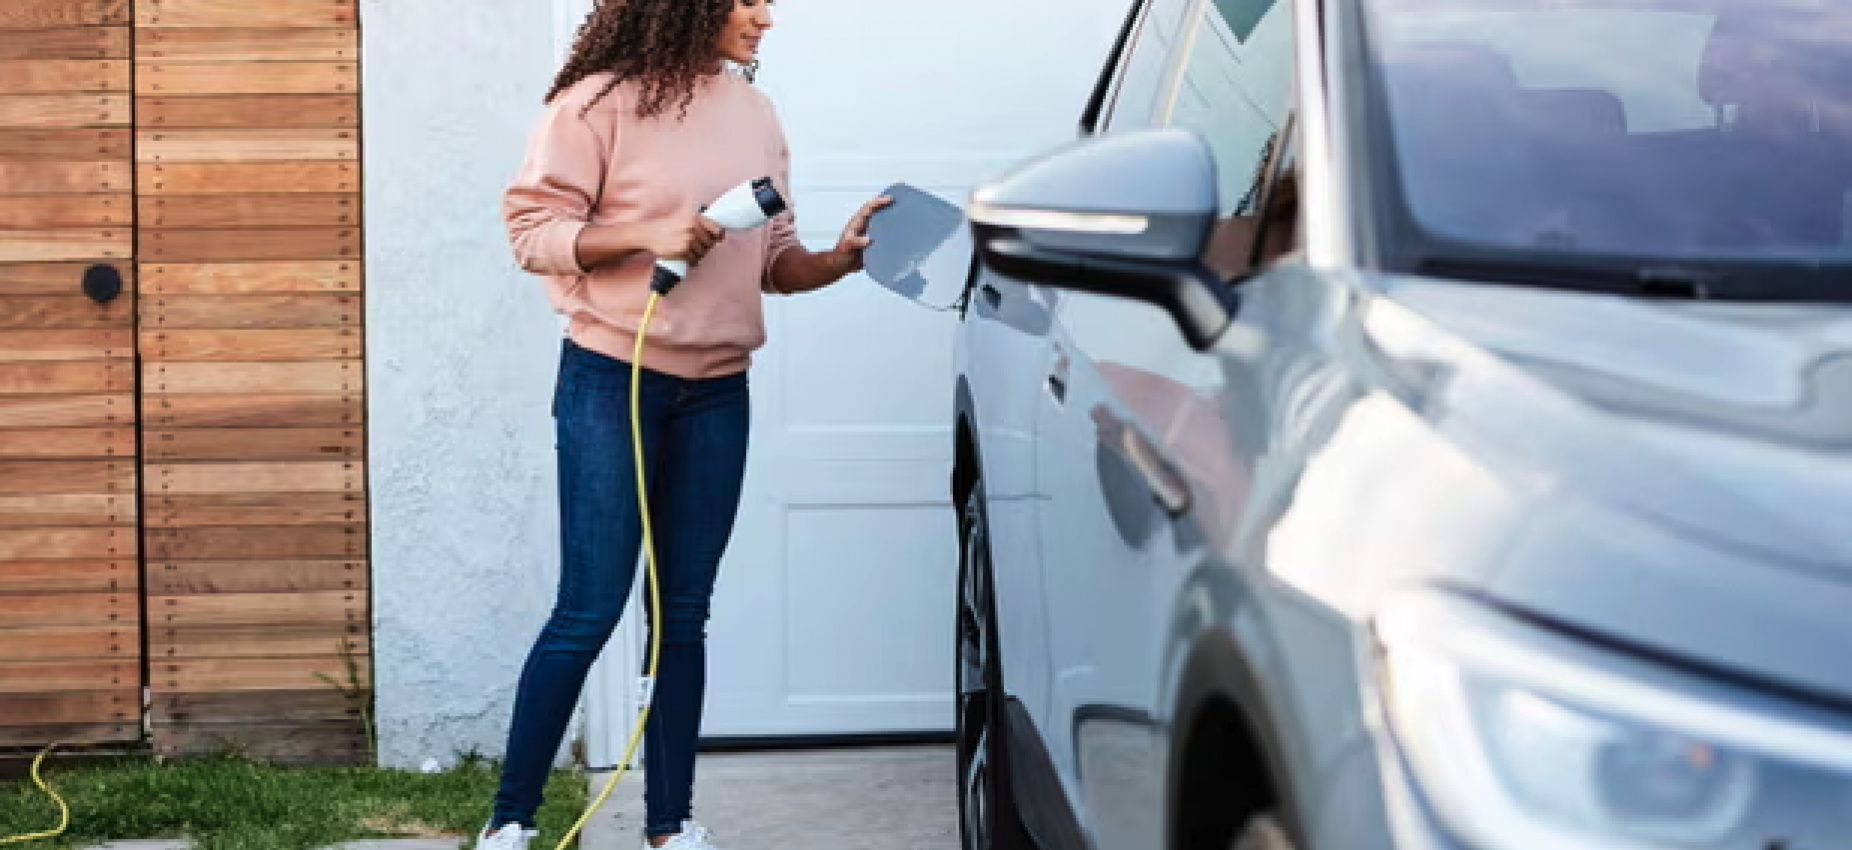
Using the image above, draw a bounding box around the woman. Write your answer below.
[487,1,890,848]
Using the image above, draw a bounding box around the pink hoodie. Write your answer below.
[503,69,800,379]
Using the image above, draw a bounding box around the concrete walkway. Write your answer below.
[79,745,958,850]
[583,745,959,850]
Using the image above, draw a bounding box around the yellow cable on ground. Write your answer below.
[1,744,68,845]
[555,292,666,850]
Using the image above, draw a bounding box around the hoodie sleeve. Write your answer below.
[502,88,612,277]
[762,113,801,294]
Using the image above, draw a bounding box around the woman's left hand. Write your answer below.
[826,194,894,277]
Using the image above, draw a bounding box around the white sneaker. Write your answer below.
[479,822,540,850]
[647,820,724,850]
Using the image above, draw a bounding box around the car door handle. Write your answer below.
[1095,406,1191,516]
[1046,351,1070,403]
[980,283,1003,310]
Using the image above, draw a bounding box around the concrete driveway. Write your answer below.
[584,745,959,850]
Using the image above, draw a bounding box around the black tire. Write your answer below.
[956,479,1031,850]
[1229,814,1296,850]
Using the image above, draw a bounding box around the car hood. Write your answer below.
[1351,276,1852,702]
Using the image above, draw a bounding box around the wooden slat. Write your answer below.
[0,160,130,194]
[138,62,356,96]
[154,689,356,724]
[139,129,357,163]
[0,394,133,428]
[0,194,131,228]
[0,28,130,61]
[0,0,130,29]
[144,393,361,428]
[146,524,363,559]
[148,491,362,525]
[0,460,134,494]
[0,229,130,262]
[140,161,357,194]
[0,493,134,525]
[151,655,368,693]
[0,525,135,558]
[0,659,137,692]
[0,328,134,359]
[140,228,358,262]
[152,719,366,764]
[141,261,358,294]
[0,128,131,159]
[145,428,363,462]
[0,722,138,747]
[146,361,359,395]
[0,60,129,94]
[137,28,357,62]
[0,93,130,128]
[141,194,357,228]
[147,462,360,494]
[148,558,364,594]
[141,293,358,328]
[0,359,134,394]
[0,428,134,459]
[0,592,137,628]
[0,296,130,329]
[141,328,360,361]
[141,94,357,129]
[137,0,357,29]
[0,691,137,722]
[0,625,137,660]
[0,559,136,593]
[151,623,366,659]
[149,590,362,626]
[0,261,133,295]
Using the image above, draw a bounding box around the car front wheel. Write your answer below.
[956,479,1029,850]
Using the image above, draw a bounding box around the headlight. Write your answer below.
[1373,592,1852,850]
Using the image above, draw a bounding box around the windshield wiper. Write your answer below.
[1416,253,1852,302]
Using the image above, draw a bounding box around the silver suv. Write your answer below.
[950,0,1852,849]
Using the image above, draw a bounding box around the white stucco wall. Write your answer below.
[362,0,572,768]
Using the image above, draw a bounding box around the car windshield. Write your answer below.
[1361,0,1852,273]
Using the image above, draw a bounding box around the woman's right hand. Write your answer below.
[644,210,725,265]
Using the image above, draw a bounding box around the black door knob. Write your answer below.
[83,264,123,303]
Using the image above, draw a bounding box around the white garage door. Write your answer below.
[570,0,1132,758]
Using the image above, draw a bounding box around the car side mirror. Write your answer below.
[969,128,1231,349]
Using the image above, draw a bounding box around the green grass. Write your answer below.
[0,751,588,850]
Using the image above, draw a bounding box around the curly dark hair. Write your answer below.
[546,0,738,119]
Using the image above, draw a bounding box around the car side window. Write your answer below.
[1162,0,1296,279]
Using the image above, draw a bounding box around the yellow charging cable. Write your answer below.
[1,744,69,845]
[553,292,667,850]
